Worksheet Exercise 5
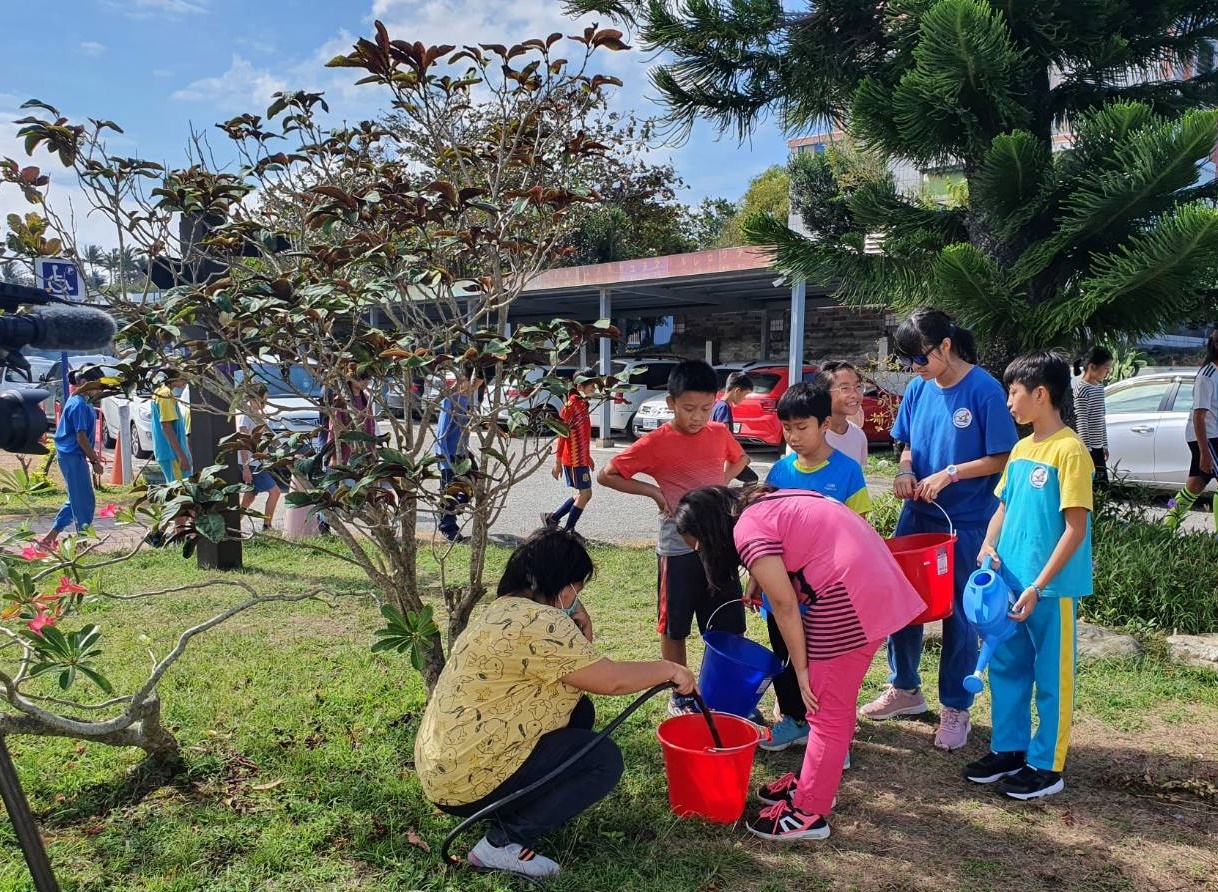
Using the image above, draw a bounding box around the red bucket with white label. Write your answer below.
[884,503,955,624]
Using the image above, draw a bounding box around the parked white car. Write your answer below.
[100,361,325,458]
[632,363,750,436]
[1105,369,1196,488]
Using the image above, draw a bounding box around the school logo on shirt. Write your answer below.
[1029,465,1049,489]
[952,408,973,429]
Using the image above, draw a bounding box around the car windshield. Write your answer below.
[744,372,781,393]
[235,363,321,398]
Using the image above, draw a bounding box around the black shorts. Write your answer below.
[563,465,593,490]
[656,552,745,640]
[1187,438,1218,481]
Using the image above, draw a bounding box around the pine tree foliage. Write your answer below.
[569,0,1218,351]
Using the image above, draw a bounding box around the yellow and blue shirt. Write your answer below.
[994,427,1093,597]
[765,449,871,515]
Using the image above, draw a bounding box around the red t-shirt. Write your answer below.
[611,421,743,554]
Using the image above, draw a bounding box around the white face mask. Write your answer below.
[558,584,581,618]
[171,386,184,397]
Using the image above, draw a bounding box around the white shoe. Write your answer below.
[468,836,559,878]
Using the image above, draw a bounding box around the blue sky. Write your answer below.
[1,0,792,249]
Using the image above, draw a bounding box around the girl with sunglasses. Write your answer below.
[858,308,1018,751]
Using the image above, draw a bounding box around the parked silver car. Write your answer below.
[1105,369,1196,488]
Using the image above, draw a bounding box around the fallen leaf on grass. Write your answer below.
[407,829,430,853]
[250,779,283,791]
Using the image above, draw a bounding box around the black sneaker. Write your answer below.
[1000,765,1064,800]
[757,771,799,805]
[964,750,1026,785]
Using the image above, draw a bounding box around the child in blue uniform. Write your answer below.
[966,351,1092,800]
[859,309,1018,751]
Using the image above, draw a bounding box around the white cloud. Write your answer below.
[171,55,289,111]
[80,41,106,57]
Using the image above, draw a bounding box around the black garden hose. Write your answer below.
[440,681,677,866]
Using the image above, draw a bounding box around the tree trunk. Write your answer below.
[420,630,446,694]
[0,695,182,769]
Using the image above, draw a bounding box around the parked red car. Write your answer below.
[732,364,899,447]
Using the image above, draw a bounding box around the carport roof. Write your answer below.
[511,246,834,321]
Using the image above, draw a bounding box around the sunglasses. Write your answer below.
[899,353,930,367]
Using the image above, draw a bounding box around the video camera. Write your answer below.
[0,282,118,454]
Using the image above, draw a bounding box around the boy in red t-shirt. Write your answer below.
[543,368,598,533]
[599,359,752,715]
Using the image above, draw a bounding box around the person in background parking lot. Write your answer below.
[1071,346,1113,487]
[436,369,480,543]
[235,383,284,533]
[39,366,106,551]
[713,371,758,483]
[543,368,597,533]
[1164,329,1218,532]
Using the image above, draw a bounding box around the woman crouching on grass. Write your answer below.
[674,485,926,841]
[414,528,696,880]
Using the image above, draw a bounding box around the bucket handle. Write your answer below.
[704,598,790,671]
[929,499,955,538]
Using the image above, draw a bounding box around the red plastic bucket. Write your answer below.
[885,531,956,623]
[656,712,760,823]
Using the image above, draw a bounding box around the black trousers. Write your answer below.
[1089,448,1109,487]
[766,612,807,720]
[438,457,477,537]
[437,696,624,848]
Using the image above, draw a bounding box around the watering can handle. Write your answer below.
[979,555,993,571]
[705,597,792,671]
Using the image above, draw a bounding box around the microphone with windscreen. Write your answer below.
[0,303,118,352]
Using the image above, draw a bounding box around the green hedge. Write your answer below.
[1086,493,1218,634]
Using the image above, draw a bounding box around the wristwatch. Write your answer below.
[946,464,960,483]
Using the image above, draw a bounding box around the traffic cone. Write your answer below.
[110,435,125,485]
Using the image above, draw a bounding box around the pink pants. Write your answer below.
[792,640,882,817]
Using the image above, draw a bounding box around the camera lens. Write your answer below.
[0,388,51,454]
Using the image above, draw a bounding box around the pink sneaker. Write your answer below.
[859,686,928,721]
[934,706,971,750]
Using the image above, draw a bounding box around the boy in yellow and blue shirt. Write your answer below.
[967,351,1092,800]
[759,375,871,751]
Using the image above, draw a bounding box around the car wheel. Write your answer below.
[131,422,152,459]
[101,417,116,449]
[624,412,640,440]
[528,406,559,437]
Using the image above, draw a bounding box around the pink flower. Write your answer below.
[20,546,50,561]
[55,577,88,596]
[26,613,55,635]
[99,504,118,519]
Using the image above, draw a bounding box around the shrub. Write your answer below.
[1084,492,1218,634]
[870,492,902,540]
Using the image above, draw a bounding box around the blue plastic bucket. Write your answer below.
[699,631,784,718]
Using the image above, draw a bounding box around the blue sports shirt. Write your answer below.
[54,394,95,456]
[891,367,1018,526]
[995,427,1094,598]
[435,395,471,470]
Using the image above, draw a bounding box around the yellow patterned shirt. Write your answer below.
[414,597,602,806]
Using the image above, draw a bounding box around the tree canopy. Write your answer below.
[570,0,1218,357]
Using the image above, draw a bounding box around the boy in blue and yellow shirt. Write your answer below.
[967,351,1092,800]
[759,375,871,751]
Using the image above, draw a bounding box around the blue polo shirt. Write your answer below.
[891,367,1018,526]
[995,427,1094,598]
[54,394,95,456]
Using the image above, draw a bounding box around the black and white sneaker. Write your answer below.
[964,750,1026,784]
[1000,765,1064,800]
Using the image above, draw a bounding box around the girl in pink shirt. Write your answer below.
[674,485,925,842]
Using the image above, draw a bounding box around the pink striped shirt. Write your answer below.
[734,491,926,661]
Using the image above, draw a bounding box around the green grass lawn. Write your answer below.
[0,538,1215,891]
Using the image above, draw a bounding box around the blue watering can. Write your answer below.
[962,556,1017,694]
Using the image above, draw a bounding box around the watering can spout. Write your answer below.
[961,556,1017,694]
